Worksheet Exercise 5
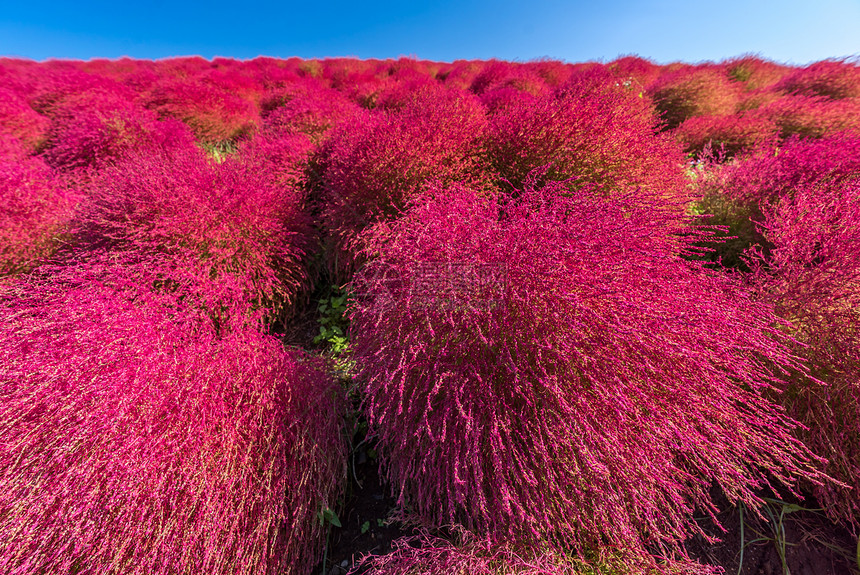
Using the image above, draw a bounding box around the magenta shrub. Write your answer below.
[143,78,260,144]
[486,68,689,211]
[0,154,76,276]
[673,112,777,159]
[775,59,860,100]
[607,56,662,91]
[746,177,860,530]
[756,94,860,139]
[350,179,822,570]
[723,56,791,91]
[468,60,549,98]
[711,134,860,206]
[40,92,196,171]
[320,85,492,274]
[0,87,50,152]
[238,131,315,192]
[0,264,346,574]
[261,78,360,142]
[73,145,314,320]
[648,66,741,129]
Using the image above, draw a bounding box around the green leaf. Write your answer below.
[319,507,341,528]
[360,521,370,534]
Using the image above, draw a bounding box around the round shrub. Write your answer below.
[673,112,777,160]
[648,66,741,130]
[0,154,76,277]
[350,179,823,570]
[0,87,50,152]
[486,69,689,211]
[756,94,860,140]
[0,265,346,575]
[40,92,196,171]
[748,177,860,530]
[73,145,315,321]
[723,56,791,91]
[261,79,360,142]
[142,78,260,145]
[775,59,860,100]
[320,85,492,275]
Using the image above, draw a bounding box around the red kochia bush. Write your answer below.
[1,153,76,276]
[712,134,860,206]
[143,78,260,144]
[648,66,741,130]
[756,94,860,139]
[775,58,860,100]
[673,112,777,159]
[40,92,196,171]
[350,180,822,570]
[723,56,791,91]
[261,78,360,142]
[321,86,492,274]
[0,266,346,574]
[74,146,314,319]
[487,69,689,210]
[747,178,860,530]
[0,87,50,152]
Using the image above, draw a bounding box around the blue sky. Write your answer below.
[1,0,858,65]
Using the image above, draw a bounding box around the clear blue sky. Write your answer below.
[1,0,858,65]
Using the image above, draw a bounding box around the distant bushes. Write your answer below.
[40,92,196,171]
[648,66,740,130]
[142,78,260,144]
[487,68,689,213]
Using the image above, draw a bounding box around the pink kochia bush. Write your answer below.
[673,112,777,159]
[0,264,347,574]
[350,179,823,571]
[142,78,260,144]
[73,145,315,320]
[321,85,492,274]
[0,87,50,152]
[648,66,741,129]
[747,177,860,530]
[40,92,196,171]
[486,69,689,211]
[1,152,76,276]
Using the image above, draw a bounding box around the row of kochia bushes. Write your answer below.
[0,55,859,574]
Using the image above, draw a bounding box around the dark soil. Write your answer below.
[685,487,858,575]
[312,442,411,575]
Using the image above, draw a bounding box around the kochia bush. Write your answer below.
[142,78,260,144]
[748,177,860,530]
[1,153,76,277]
[40,92,196,171]
[349,179,822,570]
[486,69,690,211]
[0,87,50,152]
[0,265,346,574]
[73,145,315,321]
[648,66,740,130]
[320,85,492,275]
